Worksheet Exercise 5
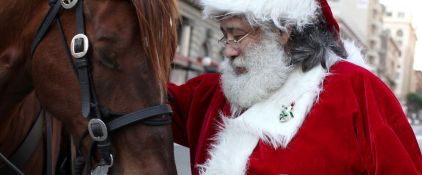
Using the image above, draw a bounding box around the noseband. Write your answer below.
[31,0,173,174]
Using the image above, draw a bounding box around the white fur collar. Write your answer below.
[198,64,330,175]
[198,42,365,175]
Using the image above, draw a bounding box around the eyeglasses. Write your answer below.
[218,31,252,49]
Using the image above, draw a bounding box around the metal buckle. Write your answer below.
[71,34,89,58]
[61,0,78,9]
[91,154,113,175]
[106,154,114,166]
[88,119,108,142]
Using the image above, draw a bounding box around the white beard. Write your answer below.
[220,32,293,111]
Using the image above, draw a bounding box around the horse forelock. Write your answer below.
[131,0,179,100]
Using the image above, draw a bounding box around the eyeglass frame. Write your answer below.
[217,30,254,49]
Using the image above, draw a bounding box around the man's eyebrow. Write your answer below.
[220,26,246,34]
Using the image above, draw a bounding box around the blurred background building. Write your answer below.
[329,0,417,108]
[383,4,417,105]
[171,0,222,85]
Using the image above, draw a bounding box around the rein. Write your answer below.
[0,107,45,175]
[2,0,173,174]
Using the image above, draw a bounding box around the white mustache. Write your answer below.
[220,32,293,109]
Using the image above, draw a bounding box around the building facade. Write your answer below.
[328,0,369,43]
[328,0,420,105]
[366,0,385,76]
[414,71,422,93]
[171,0,223,85]
[380,30,401,93]
[383,5,417,101]
[328,0,386,76]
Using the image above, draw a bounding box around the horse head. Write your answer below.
[1,0,179,174]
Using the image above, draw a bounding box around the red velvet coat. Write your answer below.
[169,61,422,175]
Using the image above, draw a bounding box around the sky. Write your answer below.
[380,0,422,70]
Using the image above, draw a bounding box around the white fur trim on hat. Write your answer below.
[200,0,320,31]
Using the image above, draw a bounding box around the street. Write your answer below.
[412,124,422,151]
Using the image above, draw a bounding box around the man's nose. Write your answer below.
[223,45,240,59]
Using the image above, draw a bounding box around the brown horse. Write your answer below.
[0,0,179,174]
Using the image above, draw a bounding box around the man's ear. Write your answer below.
[279,27,292,45]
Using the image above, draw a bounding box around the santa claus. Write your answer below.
[168,0,422,174]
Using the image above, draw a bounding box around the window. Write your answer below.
[386,11,393,17]
[396,29,403,37]
[396,40,402,46]
[368,55,375,64]
[370,40,376,49]
[371,24,377,33]
[373,9,378,18]
[398,12,405,18]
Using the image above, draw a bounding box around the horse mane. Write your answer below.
[0,0,43,44]
[131,0,179,92]
[0,0,44,115]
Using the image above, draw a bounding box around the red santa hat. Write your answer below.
[200,0,339,33]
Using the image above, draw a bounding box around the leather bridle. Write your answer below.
[28,0,173,174]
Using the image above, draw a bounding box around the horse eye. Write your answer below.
[95,48,120,70]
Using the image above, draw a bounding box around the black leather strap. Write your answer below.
[73,0,92,118]
[75,0,85,34]
[0,154,24,175]
[45,113,53,175]
[140,114,173,126]
[0,109,44,174]
[31,0,62,55]
[108,104,173,131]
[76,58,91,118]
